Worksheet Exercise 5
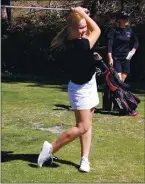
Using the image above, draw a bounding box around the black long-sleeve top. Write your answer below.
[107,27,139,59]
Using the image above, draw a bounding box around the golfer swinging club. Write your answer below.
[37,6,101,172]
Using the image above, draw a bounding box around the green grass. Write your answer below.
[1,82,145,183]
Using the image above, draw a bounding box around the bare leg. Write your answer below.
[38,109,93,168]
[121,73,127,82]
[52,109,92,154]
[75,107,95,158]
[80,126,92,158]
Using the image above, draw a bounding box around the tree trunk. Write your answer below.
[1,0,11,27]
[121,0,124,11]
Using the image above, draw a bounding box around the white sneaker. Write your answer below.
[79,157,90,172]
[37,141,52,167]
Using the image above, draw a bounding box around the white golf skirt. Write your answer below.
[68,73,99,110]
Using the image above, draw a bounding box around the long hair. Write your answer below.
[50,12,86,52]
[50,25,68,52]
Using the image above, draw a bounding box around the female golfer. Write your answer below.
[37,7,101,172]
[107,11,139,81]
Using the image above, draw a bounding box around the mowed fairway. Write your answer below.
[1,82,144,183]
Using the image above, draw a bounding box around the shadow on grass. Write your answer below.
[53,104,72,111]
[53,104,126,116]
[1,151,79,169]
[2,75,145,94]
[95,108,128,116]
[2,75,68,92]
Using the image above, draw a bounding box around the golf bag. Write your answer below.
[113,88,140,114]
[94,53,140,114]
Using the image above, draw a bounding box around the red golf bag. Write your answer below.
[94,53,140,115]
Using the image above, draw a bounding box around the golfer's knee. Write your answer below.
[78,123,90,135]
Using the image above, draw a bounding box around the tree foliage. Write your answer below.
[1,0,145,82]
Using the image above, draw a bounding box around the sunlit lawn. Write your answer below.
[1,82,144,183]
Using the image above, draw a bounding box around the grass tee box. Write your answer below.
[1,82,144,183]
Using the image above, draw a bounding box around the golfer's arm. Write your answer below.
[79,11,101,48]
[108,53,112,59]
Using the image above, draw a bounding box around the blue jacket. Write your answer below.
[107,27,139,59]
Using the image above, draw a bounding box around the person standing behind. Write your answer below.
[107,11,139,81]
[37,7,101,172]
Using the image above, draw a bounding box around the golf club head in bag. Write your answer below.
[93,52,130,91]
